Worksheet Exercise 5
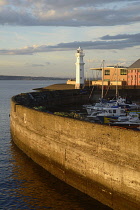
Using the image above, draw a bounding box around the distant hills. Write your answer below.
[0,75,68,80]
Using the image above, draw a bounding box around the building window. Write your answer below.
[105,70,110,75]
[120,69,127,75]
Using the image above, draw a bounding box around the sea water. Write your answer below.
[0,80,111,210]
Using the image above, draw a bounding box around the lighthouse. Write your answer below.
[75,47,85,89]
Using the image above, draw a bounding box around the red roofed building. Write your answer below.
[127,59,140,86]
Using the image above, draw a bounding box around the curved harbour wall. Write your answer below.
[10,92,140,210]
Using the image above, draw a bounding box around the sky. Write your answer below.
[0,0,140,78]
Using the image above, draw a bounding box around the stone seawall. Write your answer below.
[10,93,140,210]
[90,88,140,102]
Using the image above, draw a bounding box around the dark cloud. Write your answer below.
[24,62,48,67]
[46,62,50,65]
[32,64,45,67]
[0,33,139,55]
[101,33,140,41]
[0,0,140,26]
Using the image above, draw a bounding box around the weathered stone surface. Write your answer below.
[10,95,140,210]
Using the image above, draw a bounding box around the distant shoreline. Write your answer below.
[0,75,68,80]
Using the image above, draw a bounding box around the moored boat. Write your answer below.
[110,112,140,129]
[96,106,127,123]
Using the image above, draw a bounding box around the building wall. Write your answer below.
[66,79,76,85]
[127,69,140,86]
[91,80,109,86]
[10,98,140,210]
[91,67,127,85]
[103,67,127,83]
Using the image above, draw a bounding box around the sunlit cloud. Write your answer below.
[0,33,139,55]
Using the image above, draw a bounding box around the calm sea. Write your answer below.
[0,80,111,210]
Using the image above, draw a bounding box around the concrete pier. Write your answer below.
[10,89,140,209]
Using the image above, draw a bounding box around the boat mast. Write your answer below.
[101,60,105,99]
[116,64,118,99]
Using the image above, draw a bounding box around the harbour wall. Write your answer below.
[89,88,140,102]
[10,90,140,210]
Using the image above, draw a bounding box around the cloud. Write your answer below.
[0,33,140,55]
[25,62,50,67]
[101,33,140,41]
[0,0,140,26]
[32,64,45,67]
[46,62,50,65]
[0,1,7,6]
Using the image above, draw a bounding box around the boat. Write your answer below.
[110,112,140,129]
[84,60,107,115]
[116,96,140,110]
[96,106,127,123]
[85,61,140,116]
[86,110,101,121]
[85,96,140,115]
[85,98,115,115]
[84,61,140,125]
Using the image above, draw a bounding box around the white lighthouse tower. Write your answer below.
[75,47,85,89]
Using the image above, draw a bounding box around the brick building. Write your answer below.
[90,66,127,86]
[127,59,140,86]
